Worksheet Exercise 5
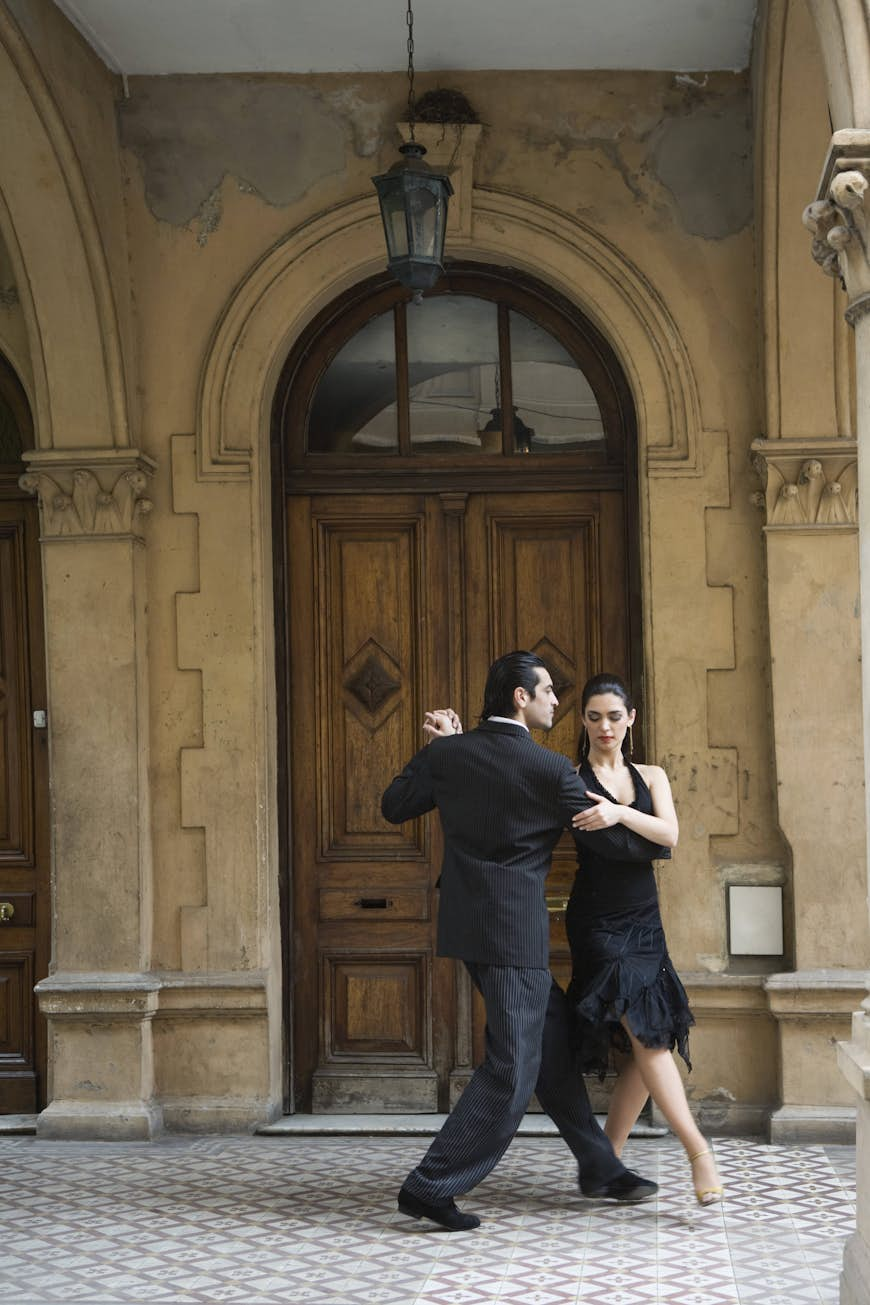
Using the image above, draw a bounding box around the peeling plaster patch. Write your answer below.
[648,101,752,239]
[323,85,385,158]
[194,187,223,247]
[119,77,348,227]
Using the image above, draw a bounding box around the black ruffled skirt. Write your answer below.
[565,895,694,1077]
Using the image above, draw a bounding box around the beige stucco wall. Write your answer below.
[3,0,867,1134]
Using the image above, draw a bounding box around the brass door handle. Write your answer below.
[546,896,568,914]
[0,902,14,923]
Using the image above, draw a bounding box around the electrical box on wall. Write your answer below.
[728,885,784,956]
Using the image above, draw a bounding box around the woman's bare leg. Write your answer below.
[603,1052,649,1157]
[618,1019,722,1196]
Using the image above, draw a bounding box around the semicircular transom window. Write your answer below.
[282,267,630,469]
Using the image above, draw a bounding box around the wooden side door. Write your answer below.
[288,492,457,1112]
[0,494,49,1113]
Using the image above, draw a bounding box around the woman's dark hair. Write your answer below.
[578,672,635,759]
[480,650,547,721]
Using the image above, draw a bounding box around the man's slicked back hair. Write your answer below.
[480,651,548,721]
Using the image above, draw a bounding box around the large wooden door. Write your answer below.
[287,486,631,1111]
[0,494,49,1113]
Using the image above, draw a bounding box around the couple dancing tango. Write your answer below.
[381,650,723,1231]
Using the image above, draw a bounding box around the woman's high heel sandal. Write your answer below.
[688,1148,724,1206]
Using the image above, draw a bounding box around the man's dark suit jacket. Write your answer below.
[381,719,666,968]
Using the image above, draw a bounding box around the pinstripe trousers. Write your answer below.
[402,963,625,1202]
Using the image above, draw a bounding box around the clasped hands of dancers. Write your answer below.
[381,650,723,1231]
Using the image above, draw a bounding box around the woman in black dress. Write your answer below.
[567,673,723,1205]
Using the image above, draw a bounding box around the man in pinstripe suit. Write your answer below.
[382,650,661,1230]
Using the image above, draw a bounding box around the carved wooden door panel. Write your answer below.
[288,493,453,1112]
[463,489,630,1062]
[0,496,49,1112]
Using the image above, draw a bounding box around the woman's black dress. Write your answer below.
[565,760,693,1076]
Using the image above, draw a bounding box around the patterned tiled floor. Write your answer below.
[0,1134,855,1304]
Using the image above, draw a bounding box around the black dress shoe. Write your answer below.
[579,1169,658,1203]
[397,1185,481,1230]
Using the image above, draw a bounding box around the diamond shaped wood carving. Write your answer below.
[346,652,401,713]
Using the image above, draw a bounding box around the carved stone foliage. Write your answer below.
[19,463,153,540]
[804,130,870,320]
[751,439,857,528]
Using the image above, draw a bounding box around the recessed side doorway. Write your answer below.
[272,264,641,1113]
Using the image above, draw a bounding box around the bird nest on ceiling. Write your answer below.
[414,89,480,125]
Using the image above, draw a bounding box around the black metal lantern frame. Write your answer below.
[372,2,453,293]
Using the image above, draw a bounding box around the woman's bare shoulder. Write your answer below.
[635,762,669,783]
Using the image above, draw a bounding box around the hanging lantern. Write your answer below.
[371,2,453,293]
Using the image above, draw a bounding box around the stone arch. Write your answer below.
[197,190,704,483]
[0,6,129,451]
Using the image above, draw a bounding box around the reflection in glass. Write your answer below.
[510,311,604,452]
[406,296,501,452]
[308,311,398,453]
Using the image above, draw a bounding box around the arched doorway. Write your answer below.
[272,262,641,1112]
[0,353,49,1113]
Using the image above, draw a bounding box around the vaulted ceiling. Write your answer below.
[53,1,758,76]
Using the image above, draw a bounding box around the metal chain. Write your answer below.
[406,0,416,140]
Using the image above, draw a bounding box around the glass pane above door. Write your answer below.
[308,310,397,454]
[406,296,501,453]
[510,310,605,453]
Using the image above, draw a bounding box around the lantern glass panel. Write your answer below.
[406,184,438,260]
[384,190,409,258]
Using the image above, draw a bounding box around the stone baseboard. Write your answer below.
[37,1099,163,1140]
[768,1104,857,1144]
[160,1096,278,1133]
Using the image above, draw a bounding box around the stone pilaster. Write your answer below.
[20,448,159,1139]
[803,128,870,1301]
[750,434,867,1140]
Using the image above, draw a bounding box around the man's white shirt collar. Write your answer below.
[486,715,529,732]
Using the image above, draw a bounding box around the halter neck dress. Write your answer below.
[565,759,693,1075]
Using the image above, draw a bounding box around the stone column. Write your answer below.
[803,128,870,1305]
[20,449,159,1139]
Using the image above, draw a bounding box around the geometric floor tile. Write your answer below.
[0,1135,855,1304]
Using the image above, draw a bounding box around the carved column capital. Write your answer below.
[750,437,858,530]
[804,130,870,315]
[19,449,156,541]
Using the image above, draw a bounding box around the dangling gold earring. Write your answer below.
[579,726,588,759]
[627,725,634,758]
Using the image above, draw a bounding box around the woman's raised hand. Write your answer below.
[572,791,624,830]
[423,708,463,741]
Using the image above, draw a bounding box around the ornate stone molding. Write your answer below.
[750,437,857,529]
[19,450,156,540]
[803,129,870,312]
